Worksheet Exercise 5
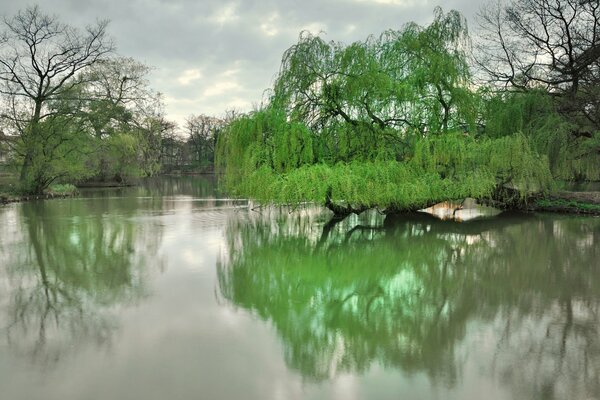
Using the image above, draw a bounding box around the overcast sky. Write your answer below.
[0,0,486,130]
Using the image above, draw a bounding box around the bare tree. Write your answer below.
[83,57,162,137]
[0,5,113,192]
[476,0,600,128]
[185,114,224,168]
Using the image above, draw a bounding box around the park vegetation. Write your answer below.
[217,2,600,216]
[0,6,223,196]
[0,6,174,194]
[1,1,599,207]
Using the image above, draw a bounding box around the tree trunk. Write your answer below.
[19,100,43,192]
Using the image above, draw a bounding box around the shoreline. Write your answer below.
[2,185,600,217]
[1,191,79,205]
[75,182,135,188]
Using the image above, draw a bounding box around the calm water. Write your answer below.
[559,181,600,192]
[0,176,599,400]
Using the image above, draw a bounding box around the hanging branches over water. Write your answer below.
[216,7,554,215]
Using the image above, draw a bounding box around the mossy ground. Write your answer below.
[1,181,78,204]
[534,198,600,215]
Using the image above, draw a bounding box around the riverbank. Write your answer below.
[532,191,600,215]
[0,191,79,205]
[3,176,600,218]
[0,184,79,205]
[76,181,135,188]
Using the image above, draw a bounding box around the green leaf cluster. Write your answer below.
[483,90,600,180]
[219,121,551,210]
[216,5,600,203]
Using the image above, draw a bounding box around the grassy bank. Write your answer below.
[1,183,79,205]
[533,198,600,215]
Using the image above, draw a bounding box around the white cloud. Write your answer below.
[221,65,241,78]
[203,81,241,97]
[260,12,280,37]
[177,69,203,86]
[299,22,328,35]
[22,0,483,130]
[226,96,252,110]
[210,3,239,25]
[354,0,428,5]
[202,65,244,97]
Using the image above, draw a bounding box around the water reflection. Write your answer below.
[0,199,164,363]
[421,199,501,221]
[141,175,219,198]
[218,208,600,399]
[80,175,219,199]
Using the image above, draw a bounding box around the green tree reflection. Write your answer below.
[0,199,164,363]
[218,209,600,398]
[140,175,218,198]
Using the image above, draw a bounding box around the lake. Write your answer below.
[1,176,599,400]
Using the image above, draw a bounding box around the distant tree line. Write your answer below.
[0,6,223,194]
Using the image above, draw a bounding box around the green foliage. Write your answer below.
[101,133,143,179]
[48,183,78,195]
[216,7,598,210]
[220,115,551,210]
[534,199,600,213]
[566,131,600,181]
[413,132,552,192]
[216,108,314,187]
[0,11,165,194]
[14,107,165,192]
[84,99,133,138]
[216,9,503,211]
[17,116,98,193]
[269,7,475,161]
[483,90,600,180]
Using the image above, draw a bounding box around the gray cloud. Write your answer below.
[0,0,487,128]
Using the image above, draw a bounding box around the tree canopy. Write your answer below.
[0,6,171,194]
[216,7,554,216]
[476,0,600,179]
[270,8,475,161]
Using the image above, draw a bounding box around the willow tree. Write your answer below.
[271,7,475,162]
[216,107,315,193]
[217,8,552,216]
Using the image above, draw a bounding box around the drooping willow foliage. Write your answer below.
[219,128,551,211]
[271,7,475,158]
[483,90,600,181]
[216,8,555,213]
